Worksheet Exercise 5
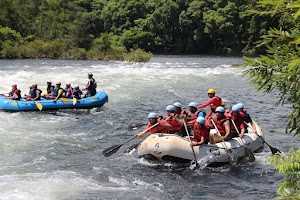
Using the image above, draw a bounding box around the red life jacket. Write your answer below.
[193,123,210,141]
[193,111,199,117]
[239,110,246,118]
[166,117,182,132]
[212,115,229,136]
[230,114,245,132]
[145,122,168,133]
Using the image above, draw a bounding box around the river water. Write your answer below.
[0,56,299,200]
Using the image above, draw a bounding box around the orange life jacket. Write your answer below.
[146,122,168,133]
[166,116,182,132]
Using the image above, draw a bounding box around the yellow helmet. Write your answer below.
[207,88,215,94]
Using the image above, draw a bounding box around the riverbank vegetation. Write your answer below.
[0,0,280,61]
[243,0,300,198]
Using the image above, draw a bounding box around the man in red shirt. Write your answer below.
[197,88,225,118]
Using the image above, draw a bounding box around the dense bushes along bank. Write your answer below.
[0,0,283,61]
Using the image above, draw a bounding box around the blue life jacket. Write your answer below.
[72,88,82,99]
[30,89,37,99]
[53,87,64,97]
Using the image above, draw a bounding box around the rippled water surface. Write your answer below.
[0,56,299,200]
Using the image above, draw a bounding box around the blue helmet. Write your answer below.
[215,106,225,113]
[196,116,205,124]
[232,105,240,111]
[236,103,244,109]
[166,105,175,111]
[148,112,157,119]
[173,102,182,108]
[189,102,197,108]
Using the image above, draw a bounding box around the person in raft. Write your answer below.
[165,105,184,135]
[197,88,225,118]
[4,84,21,100]
[189,116,210,147]
[52,82,65,103]
[209,106,231,144]
[236,103,257,134]
[135,112,172,139]
[82,73,97,98]
[27,83,42,101]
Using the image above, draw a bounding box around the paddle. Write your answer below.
[211,119,237,166]
[231,119,255,162]
[103,136,136,157]
[60,98,69,103]
[34,101,43,111]
[128,122,147,131]
[70,88,77,105]
[125,116,171,153]
[183,119,199,170]
[244,121,281,155]
[73,98,77,105]
[124,140,143,154]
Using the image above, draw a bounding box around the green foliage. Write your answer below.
[0,0,293,58]
[124,48,152,62]
[269,149,300,199]
[244,1,300,198]
[0,27,24,50]
[243,0,300,136]
[120,27,154,51]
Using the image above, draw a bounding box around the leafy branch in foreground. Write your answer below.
[269,149,300,199]
[243,1,300,198]
[243,0,300,137]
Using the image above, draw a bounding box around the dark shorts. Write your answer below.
[227,131,239,140]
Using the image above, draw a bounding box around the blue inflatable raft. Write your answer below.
[0,91,108,111]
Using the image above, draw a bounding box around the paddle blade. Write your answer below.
[270,146,281,155]
[244,146,255,162]
[42,89,47,94]
[227,149,237,166]
[60,98,69,103]
[124,143,139,153]
[103,145,121,157]
[11,101,18,106]
[35,102,43,111]
[73,98,77,105]
[128,123,147,131]
[189,160,199,170]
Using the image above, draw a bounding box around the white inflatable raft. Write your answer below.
[137,121,264,166]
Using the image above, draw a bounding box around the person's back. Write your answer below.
[46,81,52,94]
[83,73,97,97]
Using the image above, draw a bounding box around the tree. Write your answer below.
[243,0,300,137]
[243,0,300,198]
